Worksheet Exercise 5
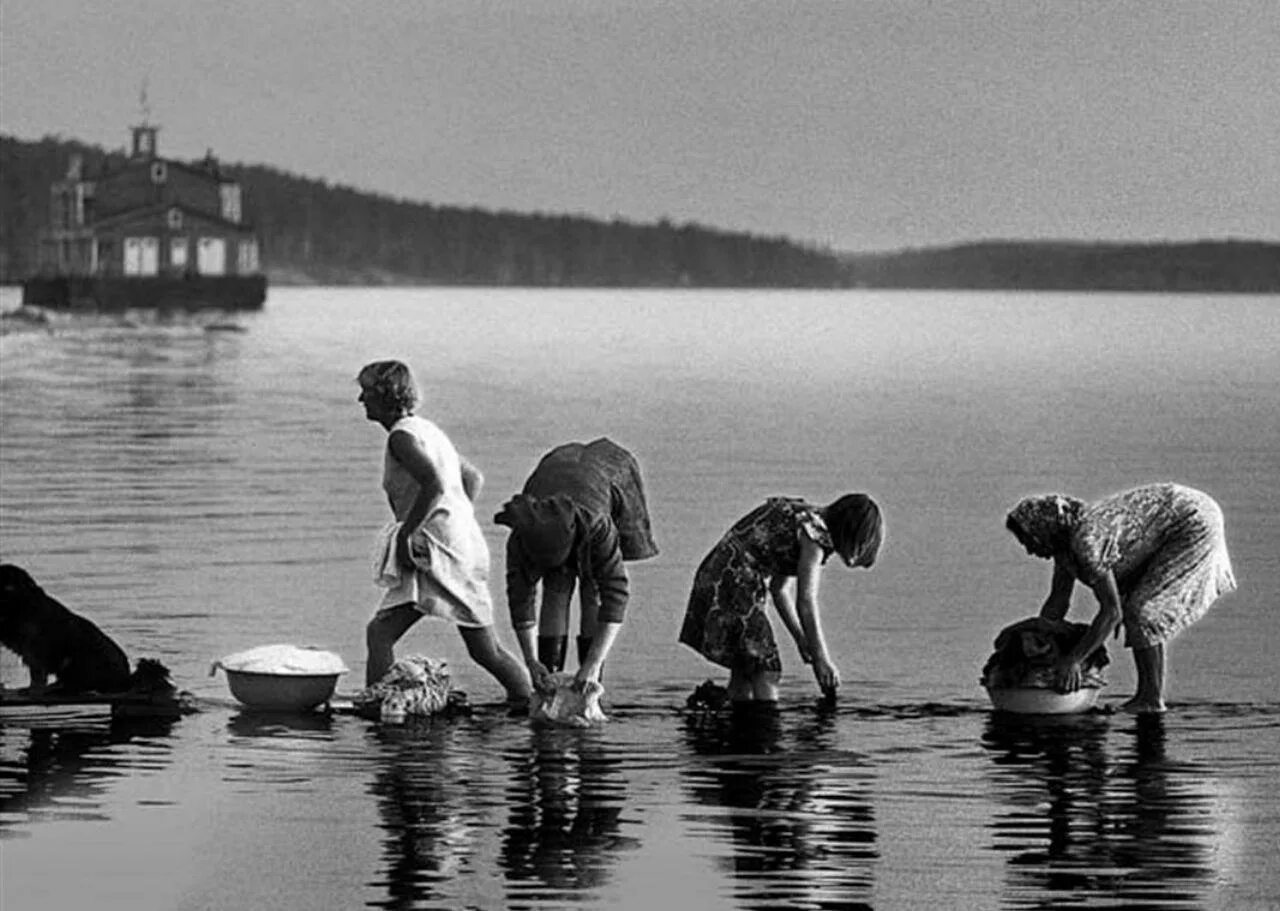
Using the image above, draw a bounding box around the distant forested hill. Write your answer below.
[844,240,1280,294]
[0,134,846,288]
[3,134,1276,291]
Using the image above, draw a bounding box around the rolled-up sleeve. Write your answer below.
[505,537,541,629]
[585,515,630,623]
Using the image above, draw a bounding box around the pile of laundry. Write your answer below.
[980,616,1110,691]
[353,656,469,723]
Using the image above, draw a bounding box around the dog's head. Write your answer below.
[0,563,47,646]
[0,563,42,596]
[0,563,46,613]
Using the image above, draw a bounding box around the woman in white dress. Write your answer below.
[358,360,531,703]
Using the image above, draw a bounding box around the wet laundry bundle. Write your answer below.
[980,617,1109,691]
[531,673,607,727]
[353,656,468,723]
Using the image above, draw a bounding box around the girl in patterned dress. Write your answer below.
[1006,482,1236,714]
[679,494,884,704]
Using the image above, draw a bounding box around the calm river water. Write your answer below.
[2,287,1278,910]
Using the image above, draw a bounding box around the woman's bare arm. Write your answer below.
[1038,558,1076,621]
[769,575,811,663]
[794,537,839,691]
[388,429,444,565]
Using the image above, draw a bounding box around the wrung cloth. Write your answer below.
[531,672,607,727]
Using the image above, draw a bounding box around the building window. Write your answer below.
[124,237,160,276]
[197,237,226,275]
[237,239,259,274]
[168,208,183,229]
[171,237,189,270]
[151,161,167,184]
[220,184,242,223]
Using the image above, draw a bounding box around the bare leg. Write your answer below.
[727,667,780,703]
[752,670,781,702]
[365,604,422,687]
[1123,643,1167,714]
[459,625,533,701]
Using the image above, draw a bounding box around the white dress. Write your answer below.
[372,415,494,627]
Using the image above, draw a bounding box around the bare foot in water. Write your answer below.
[1121,696,1166,714]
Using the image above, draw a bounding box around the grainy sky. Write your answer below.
[2,0,1277,251]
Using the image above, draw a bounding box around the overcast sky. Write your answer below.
[2,0,1277,251]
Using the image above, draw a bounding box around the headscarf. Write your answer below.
[1006,494,1086,555]
[494,493,578,569]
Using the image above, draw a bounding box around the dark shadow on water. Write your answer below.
[0,714,179,829]
[363,717,639,910]
[982,712,1225,910]
[498,725,639,907]
[226,708,336,738]
[680,703,877,911]
[364,720,480,909]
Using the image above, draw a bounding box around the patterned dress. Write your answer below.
[678,497,834,674]
[1067,483,1236,649]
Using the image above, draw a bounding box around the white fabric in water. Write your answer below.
[531,673,607,727]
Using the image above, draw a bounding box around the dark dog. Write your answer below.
[0,564,133,694]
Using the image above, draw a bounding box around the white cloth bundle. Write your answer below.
[531,673,607,727]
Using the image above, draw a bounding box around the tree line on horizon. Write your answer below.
[2,133,1275,292]
[0,133,846,288]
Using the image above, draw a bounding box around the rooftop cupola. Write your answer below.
[130,124,159,160]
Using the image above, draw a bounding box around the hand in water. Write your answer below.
[572,668,601,693]
[528,661,557,695]
[1054,657,1083,693]
[813,656,840,693]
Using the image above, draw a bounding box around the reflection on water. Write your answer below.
[0,715,178,829]
[681,705,878,911]
[500,726,639,905]
[3,289,1279,909]
[365,718,639,910]
[983,714,1224,910]
[367,721,478,908]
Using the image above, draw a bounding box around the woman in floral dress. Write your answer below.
[679,494,884,704]
[1006,482,1236,713]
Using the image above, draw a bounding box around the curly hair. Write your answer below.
[357,360,420,413]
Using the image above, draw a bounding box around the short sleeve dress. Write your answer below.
[374,415,494,628]
[1067,483,1235,649]
[678,497,834,675]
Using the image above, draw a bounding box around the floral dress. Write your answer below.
[678,497,834,674]
[1068,483,1236,649]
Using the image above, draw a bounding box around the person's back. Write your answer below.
[523,438,657,560]
[383,415,472,523]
